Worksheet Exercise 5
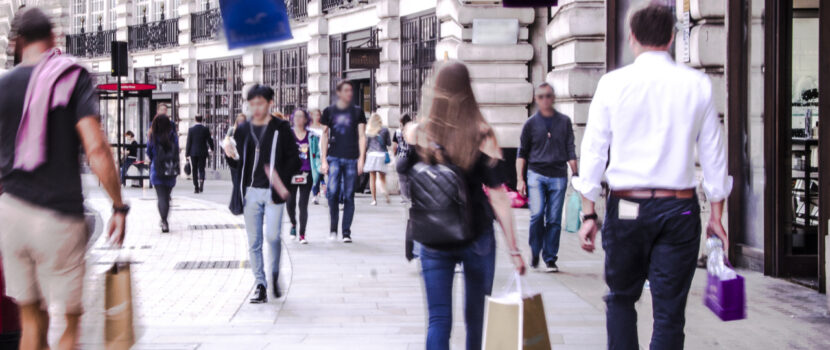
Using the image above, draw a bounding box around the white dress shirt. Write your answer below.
[572,51,732,202]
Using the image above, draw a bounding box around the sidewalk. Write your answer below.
[59,178,830,349]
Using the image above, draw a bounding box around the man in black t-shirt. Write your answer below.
[320,80,367,243]
[0,9,127,348]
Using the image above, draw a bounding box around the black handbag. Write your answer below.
[229,166,244,215]
[184,159,192,176]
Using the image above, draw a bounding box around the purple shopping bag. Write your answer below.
[703,270,746,321]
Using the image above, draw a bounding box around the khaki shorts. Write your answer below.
[0,194,88,314]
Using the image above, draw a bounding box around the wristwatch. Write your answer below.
[582,213,598,222]
[113,204,131,215]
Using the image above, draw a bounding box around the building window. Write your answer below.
[264,45,308,116]
[198,57,244,170]
[71,0,86,33]
[201,0,218,11]
[401,12,439,115]
[109,0,117,29]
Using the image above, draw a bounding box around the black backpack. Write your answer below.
[408,161,473,246]
[154,142,181,177]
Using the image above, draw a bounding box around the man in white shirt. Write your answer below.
[572,5,732,349]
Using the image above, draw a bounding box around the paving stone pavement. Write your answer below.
[40,178,830,349]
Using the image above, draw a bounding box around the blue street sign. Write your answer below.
[219,0,293,49]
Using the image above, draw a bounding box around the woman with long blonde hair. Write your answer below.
[363,113,391,205]
[398,61,525,350]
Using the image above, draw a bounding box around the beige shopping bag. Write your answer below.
[483,274,552,350]
[105,262,135,350]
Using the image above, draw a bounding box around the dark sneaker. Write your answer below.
[697,255,708,269]
[161,220,170,233]
[545,262,559,273]
[530,256,540,269]
[290,226,297,240]
[272,273,282,299]
[250,284,267,304]
[342,236,352,243]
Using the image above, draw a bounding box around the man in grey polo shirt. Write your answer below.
[516,83,578,273]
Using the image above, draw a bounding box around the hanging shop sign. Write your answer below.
[348,47,382,70]
[472,19,520,45]
[502,0,558,7]
[97,83,157,91]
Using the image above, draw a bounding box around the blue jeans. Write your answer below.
[420,232,496,350]
[121,157,136,185]
[527,170,567,264]
[243,187,285,287]
[602,195,700,350]
[326,157,358,236]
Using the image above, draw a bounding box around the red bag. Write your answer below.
[483,184,529,209]
[0,254,21,334]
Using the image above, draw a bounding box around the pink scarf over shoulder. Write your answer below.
[13,49,83,172]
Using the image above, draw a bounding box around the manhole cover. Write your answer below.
[174,260,250,270]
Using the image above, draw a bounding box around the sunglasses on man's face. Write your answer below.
[536,94,554,99]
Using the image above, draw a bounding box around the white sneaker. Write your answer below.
[312,197,319,205]
[370,200,377,206]
[329,232,337,240]
[343,236,352,243]
[300,237,308,244]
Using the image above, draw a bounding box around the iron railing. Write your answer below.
[198,57,244,171]
[264,45,308,116]
[65,29,116,58]
[286,0,308,20]
[322,0,346,12]
[128,18,179,51]
[191,8,222,43]
[401,13,439,115]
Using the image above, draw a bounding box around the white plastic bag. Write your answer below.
[706,237,737,281]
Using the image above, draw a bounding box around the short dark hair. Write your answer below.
[247,84,274,101]
[535,82,554,95]
[12,7,53,43]
[125,131,134,137]
[399,113,412,127]
[630,4,675,47]
[336,80,353,92]
[195,115,204,122]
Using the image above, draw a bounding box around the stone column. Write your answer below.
[241,47,264,110]
[375,0,400,127]
[115,0,132,42]
[0,1,14,72]
[306,0,329,110]
[435,0,535,148]
[177,0,199,130]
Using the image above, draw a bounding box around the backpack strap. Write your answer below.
[268,129,279,187]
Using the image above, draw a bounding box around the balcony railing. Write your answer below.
[322,0,346,12]
[286,0,308,20]
[65,29,116,58]
[191,8,222,43]
[128,18,179,51]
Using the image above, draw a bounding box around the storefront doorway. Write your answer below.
[330,28,378,113]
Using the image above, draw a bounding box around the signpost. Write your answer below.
[348,47,382,70]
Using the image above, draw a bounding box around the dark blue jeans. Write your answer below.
[420,231,496,350]
[326,157,357,236]
[121,157,136,185]
[602,195,701,350]
[527,170,567,264]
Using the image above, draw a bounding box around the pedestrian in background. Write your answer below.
[186,115,214,193]
[287,109,315,244]
[0,8,127,349]
[399,61,526,350]
[573,5,731,349]
[308,108,325,205]
[121,130,139,186]
[148,115,179,233]
[516,82,578,273]
[392,113,412,203]
[363,113,391,206]
[320,80,367,243]
[223,84,300,303]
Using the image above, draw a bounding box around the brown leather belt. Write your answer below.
[611,189,695,199]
